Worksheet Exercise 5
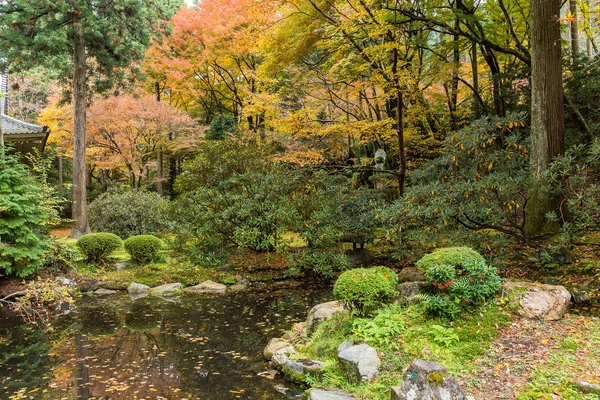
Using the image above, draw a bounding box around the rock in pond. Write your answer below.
[269,345,296,369]
[94,288,117,295]
[264,337,291,360]
[337,343,380,383]
[306,301,345,333]
[150,283,183,296]
[56,276,78,287]
[391,360,465,400]
[501,281,571,320]
[228,283,248,292]
[397,267,426,283]
[281,358,324,382]
[309,389,357,400]
[185,280,227,294]
[127,282,150,293]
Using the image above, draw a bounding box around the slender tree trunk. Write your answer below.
[571,0,580,62]
[156,149,163,195]
[471,42,482,116]
[525,0,566,237]
[58,156,64,186]
[155,83,164,196]
[587,0,594,57]
[397,89,406,197]
[70,8,90,238]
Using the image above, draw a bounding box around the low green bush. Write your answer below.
[333,267,398,316]
[416,248,501,318]
[415,247,485,272]
[77,233,123,264]
[124,235,163,265]
[285,249,350,280]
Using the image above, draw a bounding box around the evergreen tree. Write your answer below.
[0,0,181,237]
[0,155,49,277]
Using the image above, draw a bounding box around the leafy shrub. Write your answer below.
[124,235,163,265]
[88,189,171,239]
[351,307,406,348]
[285,249,350,280]
[381,113,531,250]
[77,233,123,264]
[288,171,380,248]
[416,248,501,318]
[175,139,294,253]
[43,239,80,272]
[333,267,398,316]
[416,247,485,272]
[0,155,49,277]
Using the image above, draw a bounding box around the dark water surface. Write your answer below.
[0,283,332,399]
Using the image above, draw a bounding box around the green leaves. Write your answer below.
[0,155,49,277]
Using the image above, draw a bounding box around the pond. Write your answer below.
[0,283,333,399]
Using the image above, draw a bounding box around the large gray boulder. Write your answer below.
[337,343,380,383]
[264,337,291,360]
[127,282,150,293]
[150,283,183,296]
[281,358,324,382]
[306,301,345,333]
[309,389,357,400]
[391,360,465,400]
[269,345,296,369]
[184,280,227,294]
[501,281,571,320]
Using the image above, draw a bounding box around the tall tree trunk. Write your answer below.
[58,156,64,186]
[525,0,566,237]
[156,149,163,195]
[396,89,406,197]
[70,8,90,238]
[449,22,460,129]
[571,0,580,62]
[155,82,164,196]
[587,0,594,57]
[471,42,482,116]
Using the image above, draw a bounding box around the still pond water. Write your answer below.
[0,283,332,399]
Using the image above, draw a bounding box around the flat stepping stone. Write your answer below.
[94,288,117,295]
[150,283,183,295]
[184,280,227,293]
[128,282,150,293]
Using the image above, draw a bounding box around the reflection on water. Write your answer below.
[0,283,332,399]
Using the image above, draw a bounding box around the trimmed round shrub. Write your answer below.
[415,247,485,272]
[416,248,501,318]
[77,233,122,264]
[124,235,163,265]
[333,267,398,316]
